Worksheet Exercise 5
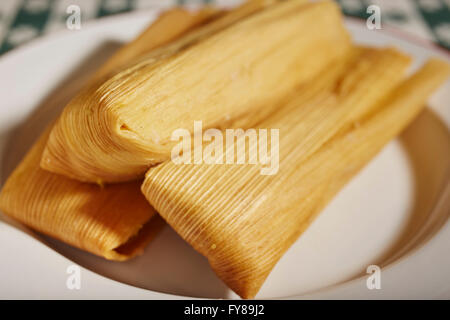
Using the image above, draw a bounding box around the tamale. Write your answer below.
[0,6,222,260]
[0,128,162,261]
[94,0,275,80]
[41,0,351,183]
[142,55,450,298]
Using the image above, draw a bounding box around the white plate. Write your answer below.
[0,9,449,299]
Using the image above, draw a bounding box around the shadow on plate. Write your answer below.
[345,109,450,281]
[370,110,450,267]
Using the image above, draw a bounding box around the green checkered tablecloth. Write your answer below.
[0,0,449,55]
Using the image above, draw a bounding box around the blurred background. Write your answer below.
[0,0,449,55]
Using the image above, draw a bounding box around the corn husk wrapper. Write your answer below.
[0,7,222,260]
[94,0,273,80]
[41,0,351,183]
[141,53,450,298]
[0,128,164,260]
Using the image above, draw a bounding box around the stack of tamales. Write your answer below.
[0,0,449,299]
